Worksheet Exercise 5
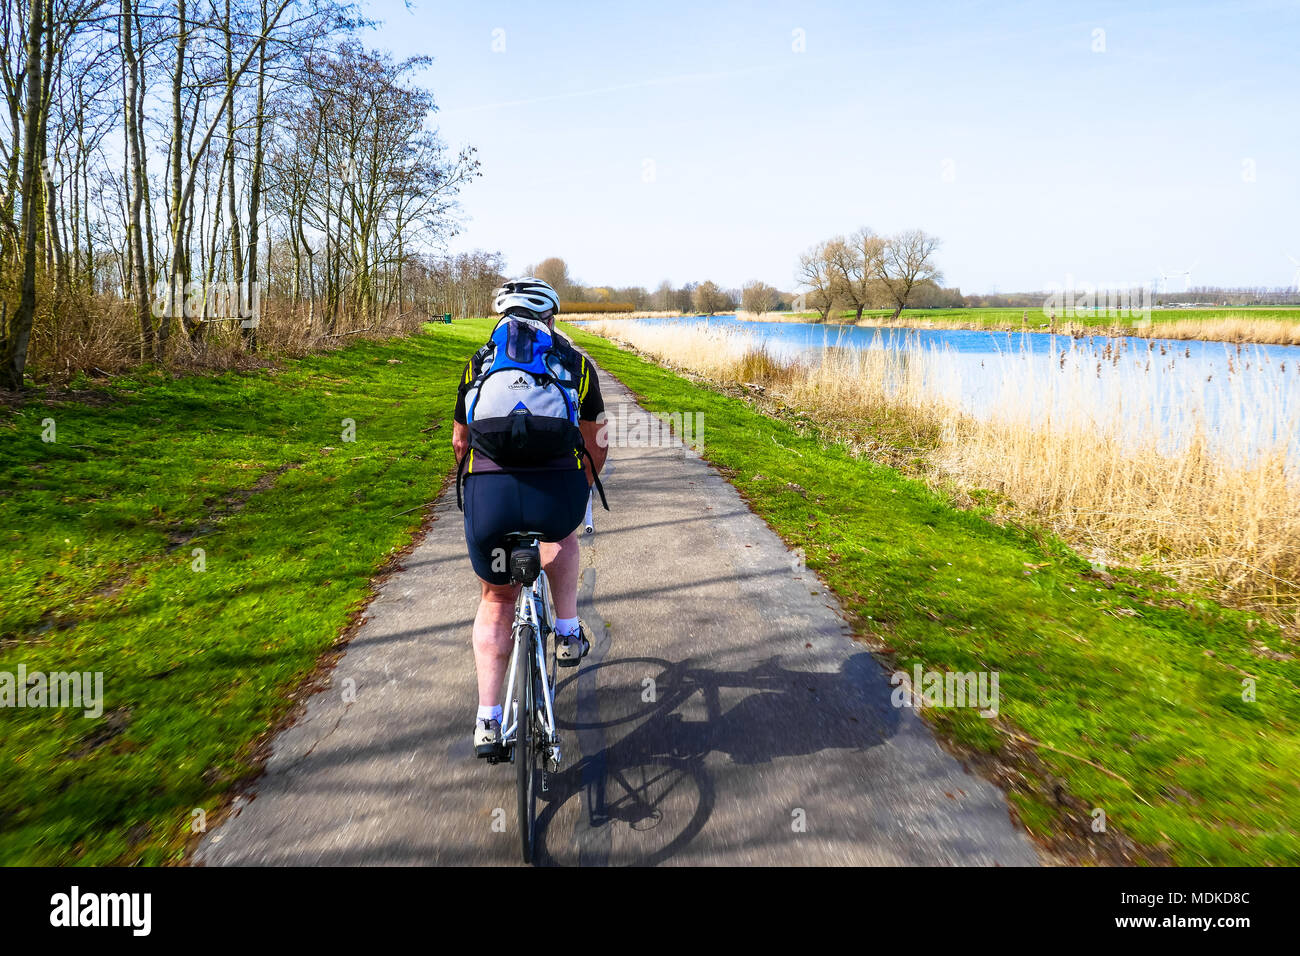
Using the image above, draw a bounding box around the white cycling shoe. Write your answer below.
[555,622,590,668]
[473,718,502,757]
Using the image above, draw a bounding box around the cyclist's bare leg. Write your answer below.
[473,579,518,706]
[539,530,579,620]
[472,530,579,707]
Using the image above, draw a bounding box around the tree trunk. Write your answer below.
[199,161,225,342]
[135,11,156,302]
[80,90,94,290]
[1,0,44,388]
[34,0,60,287]
[167,0,191,341]
[41,165,64,288]
[222,0,245,349]
[121,0,153,359]
[70,114,82,288]
[243,0,267,352]
[1,89,19,266]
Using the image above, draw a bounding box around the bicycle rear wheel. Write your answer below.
[515,624,539,863]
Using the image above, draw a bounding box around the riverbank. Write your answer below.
[564,320,1300,866]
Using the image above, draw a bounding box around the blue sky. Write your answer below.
[361,0,1299,294]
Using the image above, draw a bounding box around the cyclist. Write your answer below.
[452,277,607,757]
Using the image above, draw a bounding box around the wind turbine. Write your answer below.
[1287,253,1300,294]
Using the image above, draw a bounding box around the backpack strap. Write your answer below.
[455,449,468,511]
[581,446,609,511]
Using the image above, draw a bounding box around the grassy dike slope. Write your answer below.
[565,323,1300,866]
[0,320,490,865]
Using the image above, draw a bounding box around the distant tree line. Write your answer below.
[423,246,1300,328]
[521,256,747,315]
[962,287,1300,309]
[435,239,1300,327]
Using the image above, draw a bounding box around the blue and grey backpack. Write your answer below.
[456,315,608,511]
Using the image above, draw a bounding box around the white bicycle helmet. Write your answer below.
[493,276,561,317]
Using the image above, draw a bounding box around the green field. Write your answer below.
[0,323,487,864]
[565,321,1300,866]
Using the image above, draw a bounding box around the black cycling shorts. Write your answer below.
[463,469,590,585]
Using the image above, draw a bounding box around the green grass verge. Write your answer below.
[0,319,493,864]
[564,322,1300,866]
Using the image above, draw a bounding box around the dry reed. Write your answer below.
[13,284,431,385]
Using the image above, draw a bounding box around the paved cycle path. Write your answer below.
[196,358,1041,866]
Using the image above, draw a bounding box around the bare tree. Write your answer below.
[527,256,571,296]
[692,279,727,315]
[299,42,478,330]
[647,279,672,311]
[120,0,156,356]
[876,229,942,320]
[741,279,777,316]
[823,235,866,321]
[1,0,44,387]
[796,240,835,321]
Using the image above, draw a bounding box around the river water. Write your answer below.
[578,314,1300,465]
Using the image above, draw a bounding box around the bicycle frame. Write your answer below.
[499,565,559,765]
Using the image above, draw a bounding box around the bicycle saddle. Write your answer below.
[504,531,544,546]
[504,532,544,586]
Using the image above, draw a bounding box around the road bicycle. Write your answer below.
[483,494,595,863]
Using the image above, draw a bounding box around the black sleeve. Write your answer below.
[577,354,604,421]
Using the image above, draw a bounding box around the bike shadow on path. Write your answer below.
[533,650,902,866]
